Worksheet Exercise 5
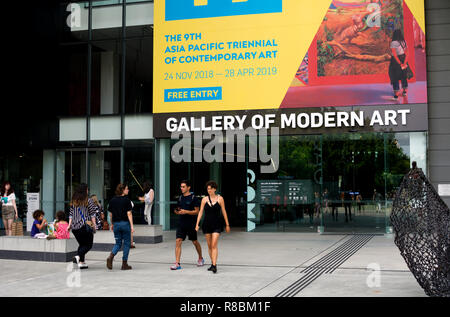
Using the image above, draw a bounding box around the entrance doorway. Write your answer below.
[59,148,121,216]
[169,160,247,229]
[220,162,247,228]
[322,133,391,233]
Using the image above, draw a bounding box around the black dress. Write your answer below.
[202,196,224,234]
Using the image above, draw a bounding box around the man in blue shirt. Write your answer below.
[170,180,205,270]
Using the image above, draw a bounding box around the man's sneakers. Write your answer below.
[171,259,206,270]
[170,262,182,270]
[197,258,205,267]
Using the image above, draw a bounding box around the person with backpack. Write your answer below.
[170,180,205,270]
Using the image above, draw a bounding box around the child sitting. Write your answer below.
[31,210,48,238]
[47,211,70,240]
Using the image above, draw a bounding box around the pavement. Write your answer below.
[0,230,426,297]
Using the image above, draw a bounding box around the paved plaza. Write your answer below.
[0,230,426,297]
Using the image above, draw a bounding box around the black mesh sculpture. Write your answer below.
[391,165,450,297]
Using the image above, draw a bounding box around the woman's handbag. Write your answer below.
[406,63,414,80]
[77,207,95,234]
[12,219,23,236]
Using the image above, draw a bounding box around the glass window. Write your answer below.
[59,44,89,116]
[124,142,155,224]
[247,135,320,233]
[246,132,427,233]
[91,0,123,41]
[0,150,43,219]
[125,35,153,114]
[91,40,123,115]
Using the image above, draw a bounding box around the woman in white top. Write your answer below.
[1,181,18,236]
[139,182,155,225]
[388,29,409,100]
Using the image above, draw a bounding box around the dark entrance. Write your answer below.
[169,160,247,229]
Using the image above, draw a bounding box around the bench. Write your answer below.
[0,225,163,260]
[92,224,163,251]
[0,236,78,262]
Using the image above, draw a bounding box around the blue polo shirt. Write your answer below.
[177,193,200,228]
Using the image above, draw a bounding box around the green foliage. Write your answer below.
[255,132,413,201]
[317,39,335,77]
[276,136,318,179]
[324,25,335,42]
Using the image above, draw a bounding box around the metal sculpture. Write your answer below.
[391,164,450,297]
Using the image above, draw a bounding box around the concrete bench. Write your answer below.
[92,224,163,251]
[0,236,78,262]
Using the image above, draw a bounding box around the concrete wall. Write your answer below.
[426,0,450,207]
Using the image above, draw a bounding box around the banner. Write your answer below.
[26,193,40,232]
[154,0,427,119]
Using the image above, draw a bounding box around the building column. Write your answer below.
[209,162,221,189]
[42,150,65,221]
[89,150,105,205]
[155,139,171,230]
[410,132,427,176]
[56,151,65,214]
[100,51,119,115]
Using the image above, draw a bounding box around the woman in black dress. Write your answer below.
[195,180,230,273]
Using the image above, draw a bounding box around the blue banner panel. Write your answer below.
[164,87,223,102]
[165,0,282,21]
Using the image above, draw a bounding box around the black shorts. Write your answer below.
[176,226,197,241]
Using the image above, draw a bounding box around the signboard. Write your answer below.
[258,179,314,205]
[26,193,40,232]
[154,0,427,121]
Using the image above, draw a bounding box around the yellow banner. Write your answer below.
[154,0,427,114]
[154,0,331,113]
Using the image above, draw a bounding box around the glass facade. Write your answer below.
[1,1,431,235]
[0,151,43,229]
[247,132,427,233]
[37,0,156,226]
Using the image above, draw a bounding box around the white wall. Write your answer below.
[70,2,153,32]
